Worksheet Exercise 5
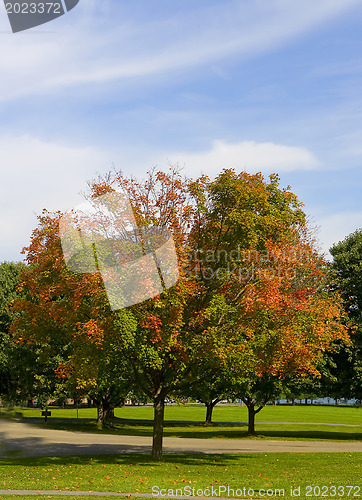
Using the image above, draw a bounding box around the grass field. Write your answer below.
[0,452,361,499]
[0,406,361,498]
[4,404,361,441]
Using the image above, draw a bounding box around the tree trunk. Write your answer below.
[247,402,256,436]
[97,402,105,428]
[205,401,216,425]
[97,398,115,428]
[152,395,165,460]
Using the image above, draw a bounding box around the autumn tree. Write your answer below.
[186,170,350,435]
[12,168,209,459]
[104,168,349,440]
[86,168,212,459]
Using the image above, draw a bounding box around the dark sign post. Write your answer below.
[41,409,51,424]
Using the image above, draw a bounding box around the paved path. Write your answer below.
[1,420,361,457]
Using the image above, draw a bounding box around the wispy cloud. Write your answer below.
[0,0,360,100]
[0,134,112,186]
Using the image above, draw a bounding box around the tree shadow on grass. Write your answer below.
[25,418,251,438]
[255,428,362,441]
[8,415,362,441]
[0,451,247,467]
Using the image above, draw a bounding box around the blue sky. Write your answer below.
[1,0,362,261]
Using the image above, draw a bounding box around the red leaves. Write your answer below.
[140,313,163,342]
[55,362,74,380]
[77,319,104,346]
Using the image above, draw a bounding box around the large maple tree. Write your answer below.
[86,168,211,459]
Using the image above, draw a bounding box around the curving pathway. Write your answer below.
[1,419,361,457]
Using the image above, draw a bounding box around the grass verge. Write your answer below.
[0,453,361,499]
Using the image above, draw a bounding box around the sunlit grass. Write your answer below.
[6,403,362,424]
[0,453,360,499]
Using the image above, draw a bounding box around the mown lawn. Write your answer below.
[0,452,361,499]
[10,403,362,424]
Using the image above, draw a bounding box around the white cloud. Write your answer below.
[0,0,360,100]
[0,134,320,261]
[92,138,319,179]
[0,134,113,261]
[160,139,319,178]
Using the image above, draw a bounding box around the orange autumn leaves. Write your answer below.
[219,238,350,379]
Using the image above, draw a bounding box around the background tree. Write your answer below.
[283,375,322,404]
[330,229,362,401]
[0,261,28,404]
[235,375,284,434]
[56,313,135,427]
[179,366,232,424]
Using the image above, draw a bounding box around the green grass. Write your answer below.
[0,407,360,498]
[0,453,360,499]
[3,405,361,441]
